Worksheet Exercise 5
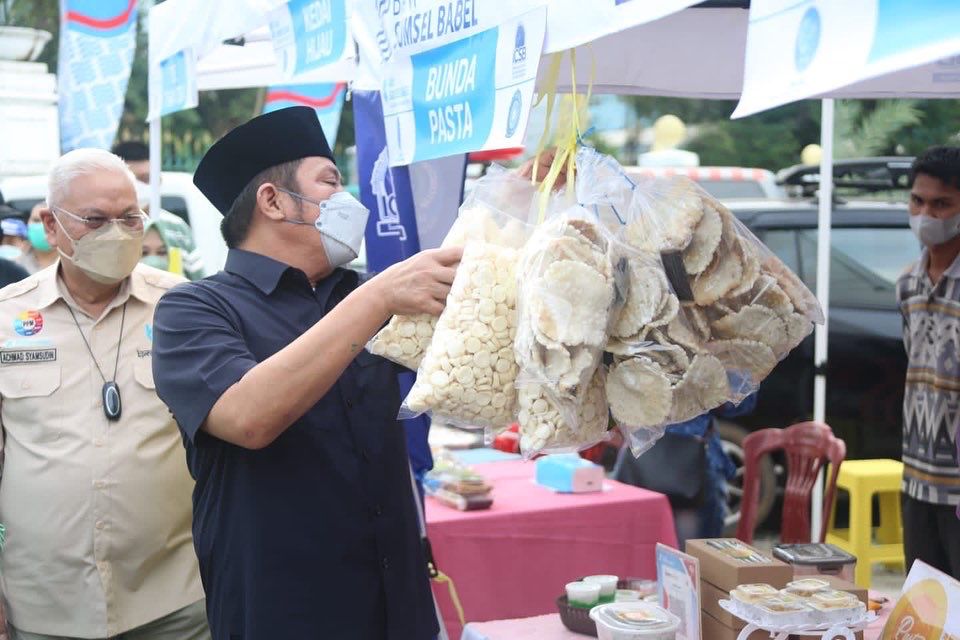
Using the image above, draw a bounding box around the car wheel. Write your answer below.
[717,420,776,537]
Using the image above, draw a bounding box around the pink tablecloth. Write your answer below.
[426,459,677,639]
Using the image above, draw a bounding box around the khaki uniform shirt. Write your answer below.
[0,263,204,637]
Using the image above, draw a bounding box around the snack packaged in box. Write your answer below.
[368,167,538,370]
[514,206,618,456]
[400,168,539,429]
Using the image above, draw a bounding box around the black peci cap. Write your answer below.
[193,106,335,214]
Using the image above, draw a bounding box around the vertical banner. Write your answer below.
[156,48,199,118]
[58,0,138,151]
[268,0,350,79]
[354,89,422,269]
[354,88,432,483]
[263,82,346,146]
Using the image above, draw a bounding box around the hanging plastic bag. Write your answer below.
[368,166,537,370]
[513,206,618,456]
[399,168,539,429]
[575,147,823,443]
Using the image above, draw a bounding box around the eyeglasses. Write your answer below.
[52,206,147,231]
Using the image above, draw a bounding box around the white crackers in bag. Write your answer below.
[404,242,520,427]
[367,201,527,371]
[515,211,617,455]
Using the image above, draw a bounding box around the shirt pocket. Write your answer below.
[0,364,61,399]
[0,365,63,443]
[133,356,156,390]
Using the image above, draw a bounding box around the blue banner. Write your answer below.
[354,90,422,269]
[263,82,346,146]
[158,50,196,117]
[269,0,349,78]
[354,89,432,482]
[379,6,546,166]
[58,0,138,151]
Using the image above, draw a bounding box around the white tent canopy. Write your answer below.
[540,5,960,101]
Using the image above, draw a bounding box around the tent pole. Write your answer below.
[811,98,834,542]
[149,115,161,216]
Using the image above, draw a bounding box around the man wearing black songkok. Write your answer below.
[151,107,459,640]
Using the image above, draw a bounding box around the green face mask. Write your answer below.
[140,255,169,271]
[27,223,50,252]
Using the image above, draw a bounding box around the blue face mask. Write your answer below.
[140,255,170,271]
[27,223,51,252]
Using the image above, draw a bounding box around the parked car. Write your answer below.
[719,196,915,530]
[623,165,786,200]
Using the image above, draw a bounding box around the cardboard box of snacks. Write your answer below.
[686,539,793,593]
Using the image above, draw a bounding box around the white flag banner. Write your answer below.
[735,0,960,118]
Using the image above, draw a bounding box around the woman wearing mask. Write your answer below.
[22,202,59,273]
[140,219,184,276]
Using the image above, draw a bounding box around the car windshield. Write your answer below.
[798,227,919,308]
[757,226,919,309]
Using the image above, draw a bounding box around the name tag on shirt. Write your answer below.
[1,348,57,365]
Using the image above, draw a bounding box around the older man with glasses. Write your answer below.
[0,149,208,640]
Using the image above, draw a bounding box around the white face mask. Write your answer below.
[278,189,369,268]
[0,245,22,261]
[909,213,960,247]
[53,208,145,284]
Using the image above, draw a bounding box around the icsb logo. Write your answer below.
[14,310,43,337]
[513,24,527,65]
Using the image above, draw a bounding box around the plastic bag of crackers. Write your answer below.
[577,147,823,454]
[399,167,539,429]
[513,205,620,457]
[368,167,539,371]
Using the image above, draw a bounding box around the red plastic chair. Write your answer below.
[736,422,846,545]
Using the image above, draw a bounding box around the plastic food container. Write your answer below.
[773,543,857,583]
[784,578,831,597]
[585,575,620,603]
[567,581,602,608]
[731,583,779,604]
[615,589,642,602]
[806,590,866,625]
[589,602,680,640]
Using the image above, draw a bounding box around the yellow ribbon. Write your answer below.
[531,48,594,222]
[433,570,466,627]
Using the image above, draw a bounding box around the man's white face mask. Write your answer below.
[909,213,960,247]
[276,189,369,268]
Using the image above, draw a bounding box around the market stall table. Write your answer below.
[458,590,896,639]
[426,458,677,639]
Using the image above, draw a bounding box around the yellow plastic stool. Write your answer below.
[826,459,905,588]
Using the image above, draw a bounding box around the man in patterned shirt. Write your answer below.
[897,146,960,578]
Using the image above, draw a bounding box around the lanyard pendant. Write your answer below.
[102,382,122,421]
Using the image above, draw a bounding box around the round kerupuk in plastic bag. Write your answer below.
[623,174,823,400]
[368,166,539,370]
[400,169,539,429]
[514,206,618,456]
[571,148,717,433]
